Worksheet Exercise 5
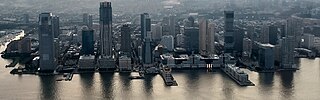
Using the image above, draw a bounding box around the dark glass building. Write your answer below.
[38,13,56,73]
[269,25,279,45]
[52,16,60,38]
[224,11,235,54]
[82,28,94,55]
[120,24,132,54]
[184,27,199,54]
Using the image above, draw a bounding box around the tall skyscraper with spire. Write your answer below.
[99,1,113,57]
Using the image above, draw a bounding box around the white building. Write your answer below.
[160,35,174,51]
[242,38,252,58]
[176,34,185,47]
[302,33,315,49]
[151,23,163,41]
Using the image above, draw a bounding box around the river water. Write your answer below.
[0,32,320,100]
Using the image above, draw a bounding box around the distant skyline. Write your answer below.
[1,0,319,15]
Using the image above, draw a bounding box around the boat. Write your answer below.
[160,65,178,86]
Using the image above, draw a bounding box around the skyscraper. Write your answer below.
[99,1,113,57]
[88,14,93,29]
[199,16,207,55]
[169,15,176,36]
[83,13,89,25]
[224,11,235,54]
[286,17,303,47]
[141,13,149,39]
[98,1,115,71]
[151,23,162,42]
[184,27,199,54]
[52,15,60,38]
[141,13,153,64]
[280,36,295,69]
[260,23,269,44]
[207,21,215,55]
[269,25,279,45]
[120,24,132,54]
[83,13,93,29]
[38,13,56,73]
[234,27,244,56]
[82,27,94,55]
[160,35,174,51]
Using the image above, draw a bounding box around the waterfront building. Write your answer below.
[141,13,153,64]
[258,43,275,70]
[38,13,56,72]
[78,55,95,70]
[99,1,113,57]
[18,38,31,54]
[81,27,94,55]
[280,36,295,69]
[98,1,115,70]
[118,56,132,71]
